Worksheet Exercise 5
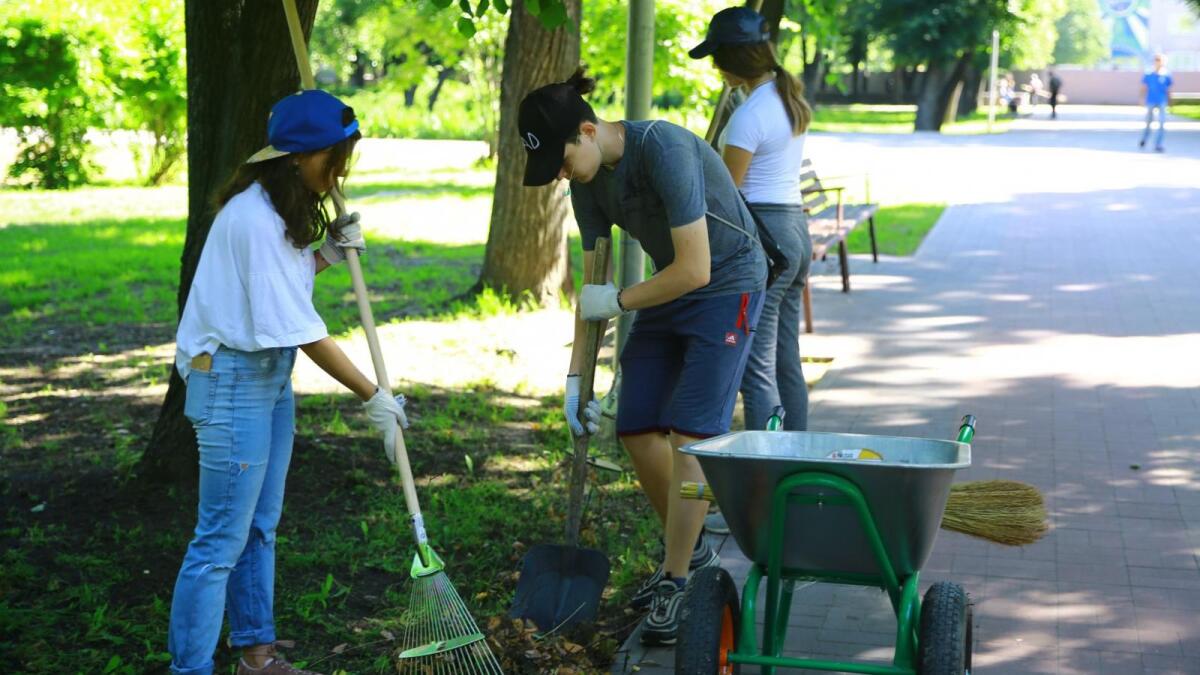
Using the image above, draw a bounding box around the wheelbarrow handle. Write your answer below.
[957,415,977,444]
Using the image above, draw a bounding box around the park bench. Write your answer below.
[798,158,878,333]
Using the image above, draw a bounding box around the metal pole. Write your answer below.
[987,29,999,132]
[618,0,653,355]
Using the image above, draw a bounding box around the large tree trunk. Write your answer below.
[913,52,972,132]
[477,0,581,305]
[957,62,982,118]
[139,0,319,484]
[802,49,824,97]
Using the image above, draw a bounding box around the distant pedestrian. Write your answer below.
[1028,73,1044,107]
[1140,54,1173,152]
[1001,74,1019,116]
[1048,69,1062,119]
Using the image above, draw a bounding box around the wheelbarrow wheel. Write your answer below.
[676,566,740,675]
[918,582,971,674]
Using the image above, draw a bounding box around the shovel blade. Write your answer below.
[510,543,610,631]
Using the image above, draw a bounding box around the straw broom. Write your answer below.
[943,416,1048,546]
[279,3,501,671]
[942,480,1048,546]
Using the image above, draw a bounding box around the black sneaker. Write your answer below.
[630,538,719,610]
[640,578,686,645]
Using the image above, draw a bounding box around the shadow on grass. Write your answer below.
[0,374,655,674]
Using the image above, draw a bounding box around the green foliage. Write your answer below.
[106,0,187,186]
[1004,0,1065,70]
[0,16,105,188]
[1053,0,1110,66]
[877,0,1011,67]
[342,89,492,140]
[581,0,725,113]
[0,1,185,188]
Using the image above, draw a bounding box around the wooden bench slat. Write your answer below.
[792,161,880,333]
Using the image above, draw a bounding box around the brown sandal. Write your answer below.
[235,641,322,675]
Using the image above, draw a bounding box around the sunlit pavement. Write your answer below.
[614,105,1200,674]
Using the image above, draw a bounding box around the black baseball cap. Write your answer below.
[518,82,595,186]
[688,6,770,59]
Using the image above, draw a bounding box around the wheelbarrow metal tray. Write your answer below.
[682,431,970,578]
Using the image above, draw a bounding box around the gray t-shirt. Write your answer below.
[570,120,767,299]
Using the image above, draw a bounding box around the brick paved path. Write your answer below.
[612,106,1200,674]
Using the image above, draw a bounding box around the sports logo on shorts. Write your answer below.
[521,132,541,151]
[724,332,738,346]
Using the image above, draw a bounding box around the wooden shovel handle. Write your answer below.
[564,238,611,546]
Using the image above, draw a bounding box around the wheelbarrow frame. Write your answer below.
[690,418,977,674]
[733,471,922,674]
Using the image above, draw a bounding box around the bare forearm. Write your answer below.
[568,307,610,373]
[619,262,707,310]
[300,337,376,401]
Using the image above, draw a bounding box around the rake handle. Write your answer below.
[564,238,611,547]
[280,0,427,550]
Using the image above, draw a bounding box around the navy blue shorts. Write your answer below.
[617,291,765,439]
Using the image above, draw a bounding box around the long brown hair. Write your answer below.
[215,107,362,249]
[713,43,811,135]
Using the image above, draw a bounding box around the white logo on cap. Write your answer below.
[522,132,541,151]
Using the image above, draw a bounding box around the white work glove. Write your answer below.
[318,211,366,265]
[363,388,409,466]
[579,283,626,321]
[564,375,602,438]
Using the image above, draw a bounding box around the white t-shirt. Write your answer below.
[175,182,328,380]
[723,80,807,205]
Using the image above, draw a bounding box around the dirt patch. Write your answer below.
[1,352,651,674]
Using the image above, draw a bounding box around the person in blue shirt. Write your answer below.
[1140,54,1173,152]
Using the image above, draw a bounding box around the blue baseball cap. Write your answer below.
[688,6,770,59]
[246,89,360,163]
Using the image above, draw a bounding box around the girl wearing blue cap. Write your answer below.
[518,68,768,645]
[692,6,813,435]
[168,90,406,675]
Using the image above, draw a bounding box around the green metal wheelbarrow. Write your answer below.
[676,416,976,674]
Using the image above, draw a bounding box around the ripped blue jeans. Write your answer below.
[169,346,297,675]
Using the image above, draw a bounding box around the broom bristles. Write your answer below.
[941,480,1049,546]
[398,571,503,674]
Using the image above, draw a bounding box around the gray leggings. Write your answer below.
[739,203,812,431]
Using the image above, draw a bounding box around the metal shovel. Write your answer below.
[509,237,613,632]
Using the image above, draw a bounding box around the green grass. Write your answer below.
[810,104,1012,135]
[0,179,503,345]
[846,203,945,257]
[1172,103,1200,121]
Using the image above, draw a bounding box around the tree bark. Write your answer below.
[957,62,982,118]
[427,67,456,111]
[802,49,824,98]
[913,52,972,132]
[140,0,319,484]
[477,0,581,305]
